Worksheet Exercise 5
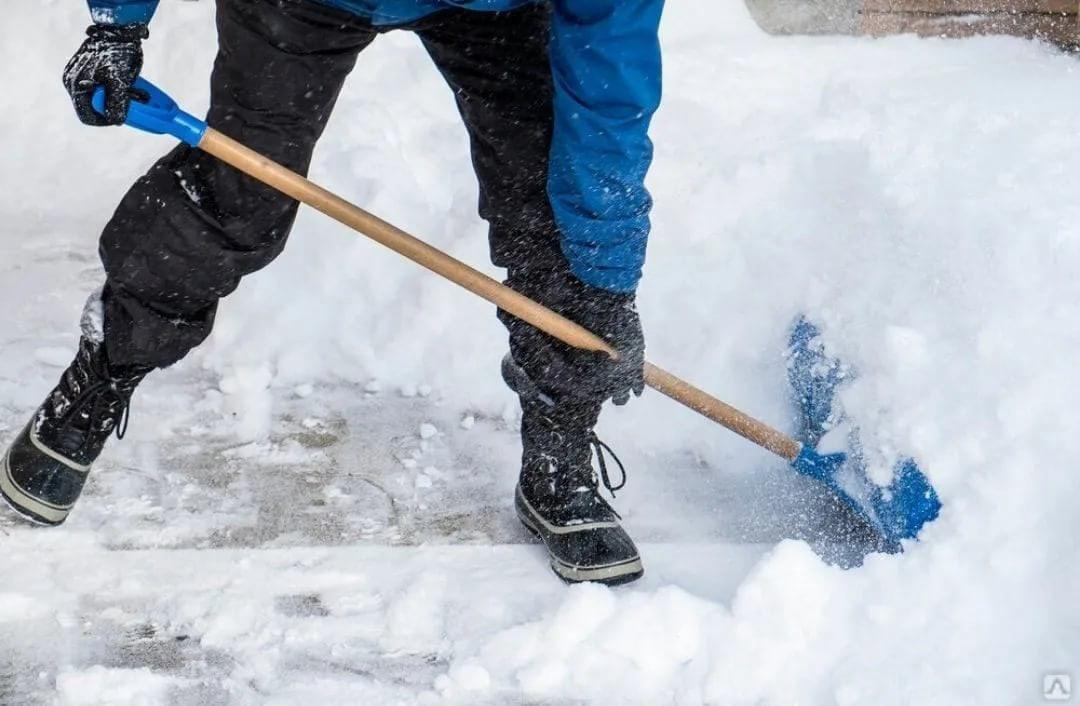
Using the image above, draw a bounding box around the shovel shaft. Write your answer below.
[198,128,803,463]
[643,363,801,460]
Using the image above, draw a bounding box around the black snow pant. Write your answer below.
[99,0,588,402]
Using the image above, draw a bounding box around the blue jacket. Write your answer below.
[86,0,663,293]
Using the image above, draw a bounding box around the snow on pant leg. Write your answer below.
[416,6,599,406]
[98,0,377,370]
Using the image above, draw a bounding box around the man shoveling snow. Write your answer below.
[0,0,664,587]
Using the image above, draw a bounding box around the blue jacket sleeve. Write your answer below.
[87,0,159,25]
[547,0,664,293]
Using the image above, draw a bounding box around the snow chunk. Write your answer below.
[0,593,48,623]
[380,573,446,653]
[437,660,492,693]
[56,666,183,706]
[79,287,105,344]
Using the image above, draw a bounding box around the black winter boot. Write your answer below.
[503,356,643,586]
[1,338,148,526]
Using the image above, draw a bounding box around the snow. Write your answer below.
[56,667,184,706]
[1,0,1078,704]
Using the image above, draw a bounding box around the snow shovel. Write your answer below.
[92,78,940,550]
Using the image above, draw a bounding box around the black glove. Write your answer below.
[503,267,646,408]
[63,23,148,126]
[561,279,645,406]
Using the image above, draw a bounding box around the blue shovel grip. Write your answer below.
[91,77,207,147]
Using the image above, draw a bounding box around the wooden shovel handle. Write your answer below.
[199,128,803,463]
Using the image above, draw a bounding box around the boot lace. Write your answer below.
[590,434,627,496]
[61,379,133,443]
[561,434,628,521]
[46,349,139,452]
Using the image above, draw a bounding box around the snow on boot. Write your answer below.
[1,338,148,526]
[504,356,644,586]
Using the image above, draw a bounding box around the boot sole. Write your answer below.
[0,446,69,527]
[516,488,644,587]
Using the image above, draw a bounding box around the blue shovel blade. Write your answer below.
[787,317,941,549]
[792,446,940,550]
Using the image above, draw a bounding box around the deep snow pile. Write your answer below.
[3,0,1079,704]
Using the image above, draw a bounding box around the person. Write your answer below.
[1,0,663,586]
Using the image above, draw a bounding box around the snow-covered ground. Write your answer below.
[2,1,1078,704]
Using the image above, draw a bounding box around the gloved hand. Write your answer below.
[502,266,646,408]
[63,23,148,126]
[560,279,646,406]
